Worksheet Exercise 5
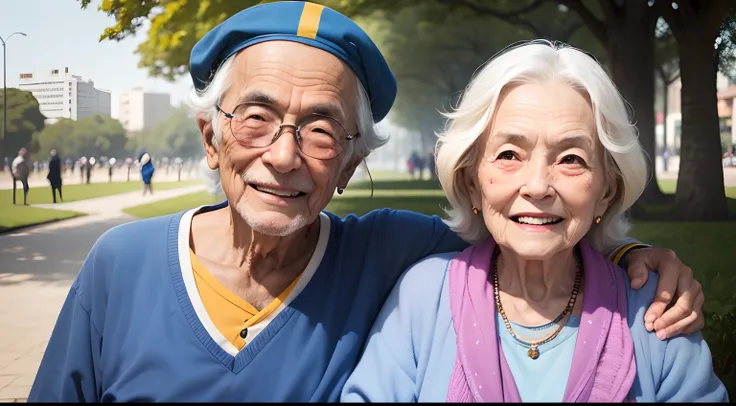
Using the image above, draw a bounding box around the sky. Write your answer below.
[0,0,192,119]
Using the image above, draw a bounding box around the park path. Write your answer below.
[0,183,207,402]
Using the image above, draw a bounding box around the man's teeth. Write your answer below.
[255,186,300,197]
[516,216,562,225]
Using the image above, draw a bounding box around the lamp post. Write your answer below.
[0,31,27,171]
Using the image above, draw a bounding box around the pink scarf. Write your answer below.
[446,238,636,402]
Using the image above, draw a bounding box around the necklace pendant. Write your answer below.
[528,345,540,360]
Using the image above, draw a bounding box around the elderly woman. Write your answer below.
[342,41,727,402]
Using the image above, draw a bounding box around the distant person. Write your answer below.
[47,149,63,203]
[138,150,155,195]
[426,151,435,180]
[408,151,421,179]
[85,159,94,184]
[108,158,117,183]
[11,147,32,205]
[79,157,87,183]
[415,153,425,180]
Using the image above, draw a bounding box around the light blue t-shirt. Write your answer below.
[498,314,581,402]
[341,252,728,403]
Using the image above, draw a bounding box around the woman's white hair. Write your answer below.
[189,52,387,171]
[435,40,648,254]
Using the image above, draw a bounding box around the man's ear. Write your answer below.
[197,117,219,170]
[337,155,362,189]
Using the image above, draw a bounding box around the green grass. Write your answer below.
[0,179,202,205]
[0,180,203,232]
[0,205,85,232]
[122,191,219,218]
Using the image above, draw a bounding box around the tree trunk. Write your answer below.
[673,32,729,220]
[605,12,667,205]
[662,80,669,172]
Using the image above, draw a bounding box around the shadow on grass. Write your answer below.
[632,198,736,221]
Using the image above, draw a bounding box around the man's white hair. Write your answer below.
[189,53,388,173]
[435,40,648,254]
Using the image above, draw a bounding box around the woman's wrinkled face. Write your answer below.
[468,82,615,260]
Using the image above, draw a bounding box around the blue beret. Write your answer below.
[189,1,397,123]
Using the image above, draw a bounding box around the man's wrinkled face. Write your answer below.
[203,41,361,236]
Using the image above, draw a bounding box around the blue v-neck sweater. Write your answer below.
[28,204,468,402]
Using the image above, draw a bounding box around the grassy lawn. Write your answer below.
[1,179,202,205]
[122,191,220,218]
[0,205,85,232]
[0,180,202,232]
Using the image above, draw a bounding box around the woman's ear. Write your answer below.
[596,176,619,217]
[462,167,482,209]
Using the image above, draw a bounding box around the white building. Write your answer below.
[118,88,173,132]
[18,67,111,125]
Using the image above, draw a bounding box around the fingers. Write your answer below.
[626,261,648,290]
[655,309,699,340]
[643,256,691,324]
[651,279,703,339]
[682,291,706,335]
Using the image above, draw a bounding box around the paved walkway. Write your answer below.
[0,183,207,402]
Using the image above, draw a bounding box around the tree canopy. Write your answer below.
[33,115,129,160]
[0,88,46,161]
[127,105,204,159]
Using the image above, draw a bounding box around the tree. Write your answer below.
[33,118,76,159]
[33,115,130,160]
[135,105,204,158]
[654,18,680,173]
[0,88,45,163]
[338,0,667,204]
[357,3,531,152]
[79,0,267,80]
[655,0,735,220]
[71,115,130,159]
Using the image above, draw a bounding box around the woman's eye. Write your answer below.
[560,154,585,165]
[497,150,516,160]
[247,114,266,121]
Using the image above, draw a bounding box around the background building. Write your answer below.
[118,88,173,132]
[18,67,111,124]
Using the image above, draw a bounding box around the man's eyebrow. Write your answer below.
[304,103,346,121]
[238,90,279,106]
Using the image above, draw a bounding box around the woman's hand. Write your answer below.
[625,248,704,340]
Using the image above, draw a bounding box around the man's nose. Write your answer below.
[261,126,302,173]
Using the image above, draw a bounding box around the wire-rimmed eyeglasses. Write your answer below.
[215,103,360,160]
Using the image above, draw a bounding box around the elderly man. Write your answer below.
[30,2,705,402]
